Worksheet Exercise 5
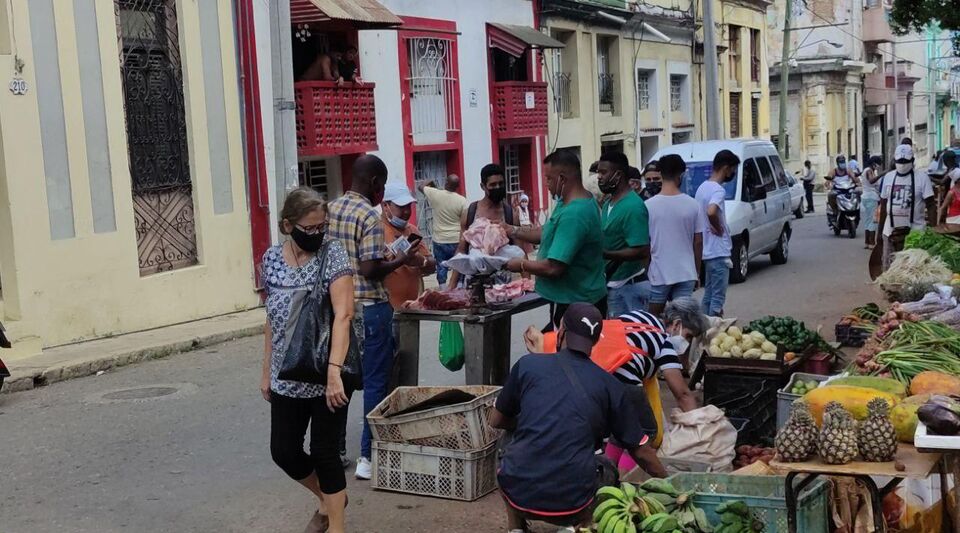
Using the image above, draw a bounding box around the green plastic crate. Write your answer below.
[668,473,829,533]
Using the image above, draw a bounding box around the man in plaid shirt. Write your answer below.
[327,154,418,480]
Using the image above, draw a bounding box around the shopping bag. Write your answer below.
[438,322,465,371]
[656,405,737,472]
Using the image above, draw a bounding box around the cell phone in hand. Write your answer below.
[407,233,423,245]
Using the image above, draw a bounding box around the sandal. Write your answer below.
[303,510,329,533]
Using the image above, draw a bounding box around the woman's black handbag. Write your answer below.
[278,242,363,389]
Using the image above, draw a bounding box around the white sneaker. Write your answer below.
[354,456,372,480]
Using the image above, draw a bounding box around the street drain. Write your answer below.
[85,383,198,404]
[102,386,179,400]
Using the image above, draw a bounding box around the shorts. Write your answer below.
[649,280,697,305]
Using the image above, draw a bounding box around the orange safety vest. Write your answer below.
[543,320,666,447]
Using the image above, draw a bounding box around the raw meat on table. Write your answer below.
[400,289,471,311]
[463,217,509,255]
[486,278,535,303]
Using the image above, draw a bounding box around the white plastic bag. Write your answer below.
[443,246,526,276]
[656,405,737,472]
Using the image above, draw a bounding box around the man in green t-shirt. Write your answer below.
[504,150,607,328]
[597,151,651,318]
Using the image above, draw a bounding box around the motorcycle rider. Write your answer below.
[825,155,861,226]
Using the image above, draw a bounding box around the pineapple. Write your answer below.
[818,401,859,465]
[859,398,898,462]
[775,400,818,462]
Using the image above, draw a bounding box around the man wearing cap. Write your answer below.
[381,181,436,309]
[878,143,937,269]
[491,303,668,532]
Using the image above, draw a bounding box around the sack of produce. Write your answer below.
[657,405,737,472]
[438,322,465,371]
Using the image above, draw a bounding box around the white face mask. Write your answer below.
[669,334,690,355]
[896,162,913,175]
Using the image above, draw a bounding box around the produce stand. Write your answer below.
[771,445,943,533]
[393,293,547,387]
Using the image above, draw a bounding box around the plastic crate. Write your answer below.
[835,322,870,347]
[366,385,502,450]
[705,372,783,446]
[776,373,829,429]
[371,440,498,501]
[668,473,830,533]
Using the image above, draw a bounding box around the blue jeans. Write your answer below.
[432,242,459,285]
[360,301,395,459]
[649,280,696,305]
[607,280,651,317]
[701,257,731,316]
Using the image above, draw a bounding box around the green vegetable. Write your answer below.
[871,321,960,383]
[906,229,960,273]
[746,316,819,352]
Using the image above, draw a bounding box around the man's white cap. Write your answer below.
[894,144,914,161]
[383,180,416,206]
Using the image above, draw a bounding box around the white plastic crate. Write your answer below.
[366,385,501,450]
[371,440,498,501]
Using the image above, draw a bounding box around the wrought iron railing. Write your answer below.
[598,73,615,112]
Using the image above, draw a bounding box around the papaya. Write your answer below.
[824,376,908,398]
[803,385,900,426]
[890,394,931,443]
[909,371,960,396]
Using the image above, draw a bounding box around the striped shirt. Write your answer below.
[327,191,388,302]
[612,310,682,385]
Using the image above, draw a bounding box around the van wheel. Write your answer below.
[771,229,789,265]
[794,206,803,219]
[730,238,748,284]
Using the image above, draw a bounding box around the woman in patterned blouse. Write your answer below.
[260,187,355,533]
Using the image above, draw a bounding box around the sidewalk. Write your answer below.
[2,308,265,393]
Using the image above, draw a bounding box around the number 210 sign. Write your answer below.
[9,77,28,95]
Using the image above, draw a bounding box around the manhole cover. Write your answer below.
[85,383,198,404]
[102,386,179,400]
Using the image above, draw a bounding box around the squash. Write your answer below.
[909,371,960,396]
[824,376,908,398]
[803,385,900,426]
[890,394,931,443]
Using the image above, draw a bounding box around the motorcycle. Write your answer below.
[0,321,10,391]
[827,182,861,238]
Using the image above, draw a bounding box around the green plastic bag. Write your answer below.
[438,322,465,371]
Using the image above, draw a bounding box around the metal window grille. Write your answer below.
[413,151,447,244]
[730,93,741,138]
[116,0,197,276]
[837,128,842,153]
[729,26,741,84]
[751,96,759,137]
[406,37,458,144]
[637,71,650,110]
[670,75,682,112]
[554,72,572,116]
[598,38,614,112]
[750,29,760,82]
[501,144,521,194]
[298,159,329,198]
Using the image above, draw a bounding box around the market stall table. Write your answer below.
[771,445,943,533]
[393,293,548,387]
[915,422,960,533]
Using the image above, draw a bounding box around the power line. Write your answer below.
[798,3,958,81]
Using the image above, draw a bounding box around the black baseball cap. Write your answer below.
[560,303,604,355]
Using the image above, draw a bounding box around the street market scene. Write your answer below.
[2,0,960,532]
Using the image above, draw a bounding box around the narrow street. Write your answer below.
[0,206,880,533]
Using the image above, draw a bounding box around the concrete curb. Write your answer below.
[2,320,263,394]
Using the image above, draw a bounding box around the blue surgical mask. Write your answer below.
[838,163,847,170]
[386,205,407,229]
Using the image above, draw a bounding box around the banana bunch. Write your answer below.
[671,491,714,532]
[593,483,644,533]
[714,501,764,533]
[639,513,681,533]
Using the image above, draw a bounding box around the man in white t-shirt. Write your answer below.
[695,150,739,317]
[878,143,937,269]
[645,154,703,316]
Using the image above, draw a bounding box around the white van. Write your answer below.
[651,139,793,283]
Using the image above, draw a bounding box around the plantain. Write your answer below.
[694,507,715,532]
[595,499,626,523]
[643,495,667,515]
[640,478,680,497]
[716,501,749,517]
[598,508,626,533]
[598,486,629,504]
[622,482,638,502]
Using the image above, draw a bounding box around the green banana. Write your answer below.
[716,501,749,517]
[598,508,626,533]
[643,495,667,515]
[595,499,626,523]
[612,517,628,533]
[640,478,680,497]
[598,485,629,504]
[639,513,668,531]
[653,516,680,533]
[626,521,638,533]
[694,507,715,532]
[622,482,638,502]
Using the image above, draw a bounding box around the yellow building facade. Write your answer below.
[0,0,259,359]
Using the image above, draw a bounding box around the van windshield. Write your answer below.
[680,162,737,200]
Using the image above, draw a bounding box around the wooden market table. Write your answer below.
[393,293,548,388]
[771,445,943,533]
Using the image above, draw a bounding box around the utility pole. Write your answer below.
[777,0,792,158]
[703,0,722,139]
[890,40,899,158]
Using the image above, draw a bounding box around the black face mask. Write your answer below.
[291,227,324,253]
[645,182,662,196]
[488,186,507,203]
[598,172,621,194]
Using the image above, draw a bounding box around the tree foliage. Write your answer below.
[889,0,960,55]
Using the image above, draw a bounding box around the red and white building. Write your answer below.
[246,0,561,254]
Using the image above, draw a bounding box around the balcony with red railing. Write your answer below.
[295,81,378,158]
[492,81,549,140]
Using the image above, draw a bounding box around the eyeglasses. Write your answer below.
[295,222,328,235]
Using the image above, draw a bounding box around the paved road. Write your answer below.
[0,206,880,533]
